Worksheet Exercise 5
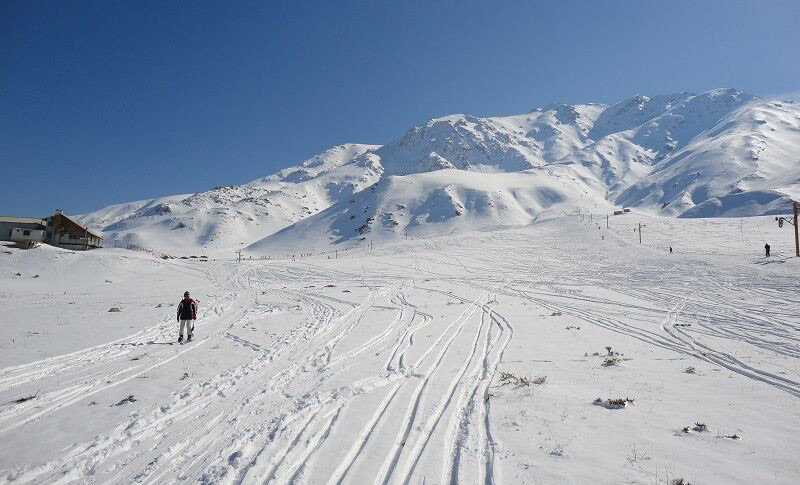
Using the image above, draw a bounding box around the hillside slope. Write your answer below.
[79,144,380,253]
[247,166,610,254]
[79,89,800,253]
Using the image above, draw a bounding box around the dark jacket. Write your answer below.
[177,298,197,320]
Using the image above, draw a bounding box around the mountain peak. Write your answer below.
[78,88,800,253]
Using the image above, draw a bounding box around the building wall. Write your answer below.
[54,233,103,250]
[11,228,46,242]
[0,222,46,242]
[0,222,13,241]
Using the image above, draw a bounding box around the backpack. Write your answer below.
[178,299,196,319]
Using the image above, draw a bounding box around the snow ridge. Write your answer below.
[76,89,800,253]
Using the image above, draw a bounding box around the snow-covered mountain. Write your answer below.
[80,144,381,252]
[78,88,800,254]
[247,166,613,253]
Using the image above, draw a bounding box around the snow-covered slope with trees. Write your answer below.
[78,89,800,253]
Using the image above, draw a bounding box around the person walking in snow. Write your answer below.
[177,291,197,342]
[764,243,771,258]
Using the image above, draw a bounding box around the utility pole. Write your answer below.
[795,202,799,257]
[775,202,800,257]
[236,249,242,262]
[606,214,609,229]
[636,222,644,244]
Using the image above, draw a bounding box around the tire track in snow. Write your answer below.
[660,297,800,397]
[142,285,395,484]
[325,290,435,485]
[383,291,433,372]
[373,290,488,485]
[0,292,233,393]
[0,287,239,439]
[394,293,490,485]
[114,290,351,484]
[422,287,514,485]
[0,265,348,483]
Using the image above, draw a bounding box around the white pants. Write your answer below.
[179,319,194,337]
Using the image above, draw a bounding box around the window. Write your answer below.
[22,230,31,236]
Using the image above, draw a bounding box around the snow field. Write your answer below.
[0,214,798,484]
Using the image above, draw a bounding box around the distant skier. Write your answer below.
[669,246,673,254]
[764,243,771,258]
[176,291,197,342]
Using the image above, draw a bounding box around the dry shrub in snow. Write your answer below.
[499,372,546,387]
[594,397,635,409]
[114,394,137,406]
[681,422,707,433]
[602,356,621,366]
[500,372,529,387]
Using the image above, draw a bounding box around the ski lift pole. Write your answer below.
[635,222,645,244]
[795,201,799,257]
[776,202,800,257]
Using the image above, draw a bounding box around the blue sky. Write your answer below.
[1,0,798,216]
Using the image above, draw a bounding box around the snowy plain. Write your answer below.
[1,212,798,484]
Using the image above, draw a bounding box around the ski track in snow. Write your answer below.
[1,217,799,484]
